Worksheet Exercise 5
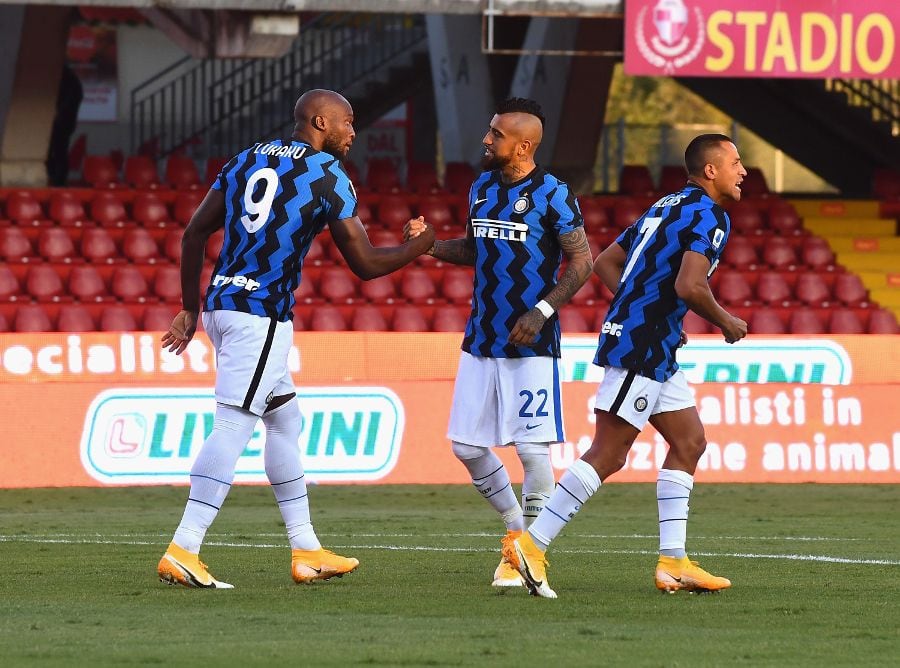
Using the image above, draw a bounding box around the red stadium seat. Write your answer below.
[391,304,430,331]
[0,227,36,262]
[68,265,110,302]
[440,268,473,304]
[14,304,53,332]
[717,272,753,306]
[366,158,401,192]
[359,275,397,303]
[788,308,825,334]
[205,157,229,187]
[122,228,161,263]
[132,192,172,228]
[370,229,401,247]
[25,265,66,302]
[756,271,793,305]
[761,238,799,269]
[163,229,182,263]
[570,279,598,306]
[356,201,374,226]
[828,308,865,334]
[49,191,88,227]
[417,200,454,230]
[558,307,590,333]
[5,191,48,226]
[611,198,644,230]
[0,310,8,332]
[619,165,655,196]
[0,266,20,301]
[351,304,389,331]
[748,307,787,334]
[309,305,347,331]
[143,304,178,331]
[319,266,357,303]
[164,155,201,189]
[399,268,438,303]
[82,155,120,187]
[57,304,96,331]
[767,201,802,234]
[432,305,469,331]
[99,304,139,331]
[721,237,759,270]
[90,192,131,227]
[578,197,609,230]
[124,155,160,189]
[741,167,769,196]
[445,162,476,194]
[293,270,319,305]
[659,165,687,194]
[37,227,78,263]
[173,191,204,226]
[152,265,181,302]
[868,308,900,334]
[80,227,120,263]
[794,272,832,306]
[801,237,836,270]
[407,162,440,193]
[110,266,150,302]
[376,194,413,228]
[682,310,712,334]
[833,273,868,305]
[341,160,360,185]
[728,201,765,234]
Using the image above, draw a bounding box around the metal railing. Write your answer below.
[131,13,427,159]
[826,78,900,136]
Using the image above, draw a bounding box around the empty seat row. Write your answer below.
[0,264,186,303]
[721,235,837,271]
[0,190,204,228]
[0,302,178,333]
[78,154,225,190]
[715,270,871,307]
[296,266,475,305]
[729,305,899,335]
[620,164,770,198]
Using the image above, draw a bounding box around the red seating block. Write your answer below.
[376,194,413,228]
[728,200,765,234]
[123,228,161,263]
[205,157,229,187]
[68,265,111,302]
[124,155,160,189]
[319,266,357,303]
[833,273,868,305]
[133,192,172,228]
[143,304,178,331]
[399,268,438,303]
[761,238,799,269]
[682,310,712,334]
[578,197,609,230]
[49,191,89,227]
[0,227,36,262]
[558,307,590,333]
[173,191,204,226]
[788,308,825,334]
[152,265,181,302]
[99,304,139,331]
[81,227,120,263]
[110,266,150,302]
[37,228,78,263]
[659,165,687,194]
[801,237,836,270]
[90,192,131,227]
[741,167,769,197]
[14,304,53,332]
[748,307,787,334]
[868,308,900,334]
[309,305,347,331]
[366,158,401,192]
[717,272,754,306]
[407,162,440,193]
[444,162,476,194]
[351,304,389,331]
[0,266,21,301]
[391,304,429,331]
[359,275,397,303]
[25,265,66,302]
[82,155,120,187]
[163,229,182,263]
[440,268,473,304]
[57,304,96,331]
[721,237,759,269]
[5,191,48,226]
[619,165,655,196]
[756,271,793,305]
[164,155,201,189]
[432,305,469,331]
[828,308,865,334]
[611,198,644,230]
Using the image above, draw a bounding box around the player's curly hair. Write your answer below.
[685,134,733,177]
[496,97,545,126]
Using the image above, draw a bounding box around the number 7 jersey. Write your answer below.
[594,184,731,382]
[205,139,357,321]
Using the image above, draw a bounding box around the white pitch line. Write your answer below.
[0,535,896,566]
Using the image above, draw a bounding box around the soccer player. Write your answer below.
[408,98,593,588]
[506,134,749,598]
[157,89,435,589]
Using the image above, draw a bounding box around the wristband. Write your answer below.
[534,299,555,318]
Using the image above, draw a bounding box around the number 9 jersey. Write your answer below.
[594,184,731,382]
[205,139,358,321]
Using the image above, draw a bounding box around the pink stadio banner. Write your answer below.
[624,0,899,79]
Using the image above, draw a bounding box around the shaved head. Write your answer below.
[292,89,355,158]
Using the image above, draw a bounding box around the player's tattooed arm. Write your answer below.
[430,222,476,266]
[508,227,593,346]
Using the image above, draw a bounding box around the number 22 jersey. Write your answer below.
[594,184,731,382]
[206,139,357,321]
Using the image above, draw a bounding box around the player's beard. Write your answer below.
[481,151,509,171]
[323,133,350,159]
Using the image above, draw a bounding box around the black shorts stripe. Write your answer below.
[242,317,278,411]
[609,370,637,415]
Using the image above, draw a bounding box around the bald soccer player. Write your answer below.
[157,89,435,589]
[408,98,593,589]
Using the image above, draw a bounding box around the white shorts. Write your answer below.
[447,351,564,447]
[202,309,295,416]
[594,366,695,430]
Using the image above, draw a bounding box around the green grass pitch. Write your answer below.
[1,484,898,666]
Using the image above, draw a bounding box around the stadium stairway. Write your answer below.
[791,199,900,322]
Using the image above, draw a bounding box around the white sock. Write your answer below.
[516,442,554,529]
[263,399,320,551]
[172,403,259,553]
[529,459,600,550]
[452,441,524,532]
[657,468,694,558]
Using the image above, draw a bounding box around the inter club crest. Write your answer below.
[635,0,705,74]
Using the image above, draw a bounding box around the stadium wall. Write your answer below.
[2,332,898,488]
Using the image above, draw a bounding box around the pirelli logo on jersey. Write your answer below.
[471,219,528,242]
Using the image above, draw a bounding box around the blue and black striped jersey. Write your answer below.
[205,139,357,321]
[594,184,730,381]
[462,167,583,358]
